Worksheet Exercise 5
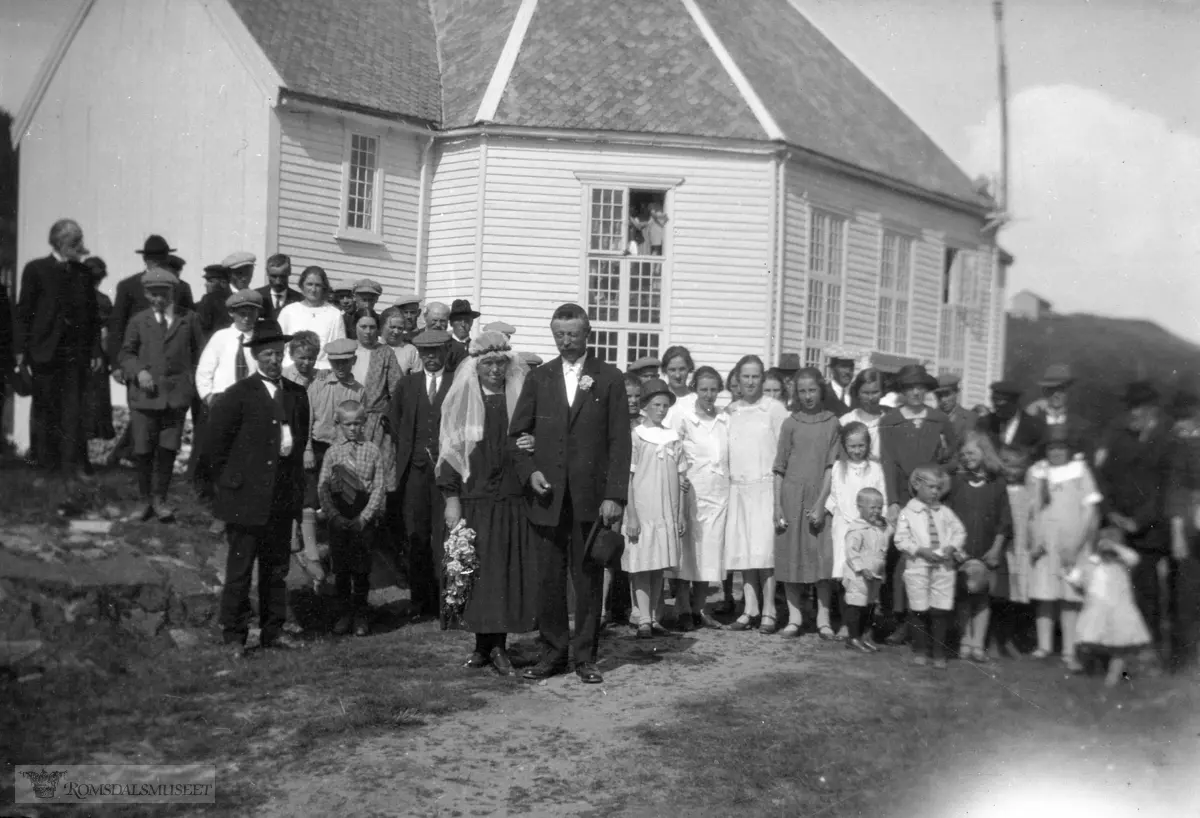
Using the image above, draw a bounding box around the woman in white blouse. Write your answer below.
[672,366,729,629]
[277,265,346,369]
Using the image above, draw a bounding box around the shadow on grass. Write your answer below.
[0,622,516,814]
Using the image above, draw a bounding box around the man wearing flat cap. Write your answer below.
[628,356,661,384]
[975,380,1044,451]
[389,328,455,618]
[110,235,196,377]
[934,374,978,448]
[395,294,423,344]
[448,298,481,354]
[208,318,309,657]
[346,279,383,338]
[197,264,234,338]
[1096,380,1175,669]
[222,251,256,292]
[195,289,264,533]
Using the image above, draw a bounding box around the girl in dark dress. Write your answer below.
[438,331,537,675]
[947,432,1011,662]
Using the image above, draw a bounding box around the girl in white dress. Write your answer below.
[725,356,791,632]
[672,367,729,630]
[277,266,346,370]
[661,345,698,429]
[624,378,688,638]
[826,422,887,637]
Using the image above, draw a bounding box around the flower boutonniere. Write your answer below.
[578,375,594,392]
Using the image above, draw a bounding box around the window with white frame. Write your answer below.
[877,232,912,354]
[804,210,847,368]
[343,133,380,234]
[938,246,978,376]
[584,186,668,366]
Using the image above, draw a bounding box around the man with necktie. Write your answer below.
[208,319,310,658]
[195,289,264,534]
[389,329,454,617]
[117,268,205,522]
[13,219,103,482]
[255,253,303,321]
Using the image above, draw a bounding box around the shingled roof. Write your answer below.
[222,0,984,206]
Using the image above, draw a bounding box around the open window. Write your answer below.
[583,185,672,366]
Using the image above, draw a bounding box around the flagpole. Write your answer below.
[993,0,1010,214]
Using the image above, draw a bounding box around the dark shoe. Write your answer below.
[262,633,303,650]
[728,615,759,632]
[353,615,370,637]
[636,624,653,640]
[758,616,778,635]
[465,651,490,669]
[649,622,670,636]
[523,658,567,680]
[817,625,838,641]
[575,662,603,684]
[332,615,353,636]
[886,623,909,646]
[712,600,735,616]
[490,648,515,676]
[845,638,873,654]
[676,615,696,632]
[861,637,881,653]
[697,610,724,630]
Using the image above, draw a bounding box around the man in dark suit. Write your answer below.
[389,329,454,617]
[109,235,195,365]
[448,298,480,355]
[823,354,855,414]
[207,319,309,657]
[13,219,103,480]
[976,381,1045,452]
[509,303,631,684]
[255,253,302,321]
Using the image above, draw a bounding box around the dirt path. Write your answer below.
[254,625,797,817]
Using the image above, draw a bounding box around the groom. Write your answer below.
[509,303,630,683]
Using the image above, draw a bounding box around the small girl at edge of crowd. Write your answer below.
[842,487,891,652]
[826,422,887,637]
[772,367,838,638]
[895,465,967,669]
[624,378,688,638]
[947,432,1011,663]
[1027,426,1101,671]
[991,444,1034,657]
[1067,526,1152,686]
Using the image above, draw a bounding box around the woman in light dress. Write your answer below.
[724,355,790,632]
[277,265,346,369]
[672,366,729,630]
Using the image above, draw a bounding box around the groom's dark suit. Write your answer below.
[509,352,631,666]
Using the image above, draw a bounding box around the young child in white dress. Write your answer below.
[1067,527,1152,686]
[624,378,687,639]
[842,487,892,653]
[895,465,967,669]
[826,422,887,637]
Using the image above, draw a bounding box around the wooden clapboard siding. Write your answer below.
[911,230,945,365]
[424,137,480,307]
[275,108,421,297]
[779,173,810,359]
[845,210,882,349]
[13,0,273,448]
[964,249,995,408]
[472,139,775,369]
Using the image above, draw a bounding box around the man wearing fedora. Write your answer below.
[207,318,309,657]
[423,301,465,372]
[825,354,856,414]
[13,219,103,481]
[976,381,1044,451]
[448,299,480,354]
[255,253,303,321]
[197,264,235,339]
[1025,363,1093,460]
[109,235,196,368]
[1096,380,1175,670]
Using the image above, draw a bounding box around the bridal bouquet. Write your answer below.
[442,520,480,626]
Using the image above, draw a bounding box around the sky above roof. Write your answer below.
[2,0,1196,341]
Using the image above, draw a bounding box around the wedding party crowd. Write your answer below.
[7,219,1200,687]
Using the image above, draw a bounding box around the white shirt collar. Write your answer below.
[563,354,587,373]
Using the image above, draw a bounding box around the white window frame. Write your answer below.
[877,230,914,355]
[575,173,681,368]
[938,245,977,377]
[803,208,848,369]
[336,129,385,245]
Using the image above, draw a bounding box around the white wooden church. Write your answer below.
[12,0,1008,414]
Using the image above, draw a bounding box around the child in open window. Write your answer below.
[646,202,669,255]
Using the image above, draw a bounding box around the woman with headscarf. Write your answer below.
[438,331,537,675]
[350,309,403,494]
